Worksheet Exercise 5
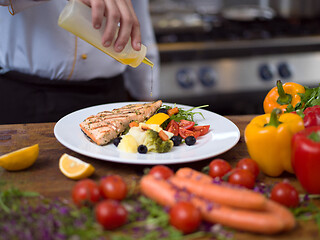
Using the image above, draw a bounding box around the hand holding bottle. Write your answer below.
[58,0,152,67]
[79,0,141,52]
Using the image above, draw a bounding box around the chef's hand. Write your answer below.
[80,0,141,52]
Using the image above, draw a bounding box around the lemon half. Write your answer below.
[59,153,95,180]
[0,144,39,171]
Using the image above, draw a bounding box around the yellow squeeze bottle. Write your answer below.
[58,0,153,68]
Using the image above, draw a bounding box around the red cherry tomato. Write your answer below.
[192,125,210,136]
[169,201,201,234]
[270,181,299,208]
[95,199,128,230]
[178,120,195,130]
[236,158,260,179]
[179,128,201,139]
[149,165,174,180]
[228,169,255,189]
[72,179,101,207]
[99,175,127,201]
[209,159,232,178]
[166,120,179,136]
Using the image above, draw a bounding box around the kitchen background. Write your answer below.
[149,0,320,115]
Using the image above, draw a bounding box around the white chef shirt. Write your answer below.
[0,0,159,100]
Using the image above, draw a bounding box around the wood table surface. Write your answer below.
[0,115,319,240]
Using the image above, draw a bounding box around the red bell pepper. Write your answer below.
[303,105,320,128]
[292,126,320,194]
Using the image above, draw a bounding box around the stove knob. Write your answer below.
[199,67,215,87]
[278,63,292,79]
[176,68,196,89]
[259,64,273,81]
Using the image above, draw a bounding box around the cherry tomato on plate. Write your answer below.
[228,169,255,189]
[166,120,179,136]
[99,175,127,201]
[192,125,210,136]
[95,199,128,230]
[72,179,101,207]
[178,120,195,130]
[179,128,201,139]
[270,181,299,208]
[236,158,260,179]
[149,165,174,180]
[169,201,201,234]
[209,159,232,178]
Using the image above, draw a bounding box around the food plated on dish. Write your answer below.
[80,100,212,154]
[80,100,163,146]
[54,101,240,164]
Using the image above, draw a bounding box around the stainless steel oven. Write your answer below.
[150,0,320,115]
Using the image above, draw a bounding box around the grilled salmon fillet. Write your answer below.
[80,100,163,145]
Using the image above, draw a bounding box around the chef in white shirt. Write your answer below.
[0,0,159,124]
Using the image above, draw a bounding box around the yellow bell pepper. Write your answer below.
[244,109,304,177]
[263,80,305,114]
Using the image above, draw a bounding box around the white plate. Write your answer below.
[54,102,240,165]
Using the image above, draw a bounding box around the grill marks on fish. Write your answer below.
[80,100,162,145]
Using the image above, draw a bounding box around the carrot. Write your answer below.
[140,175,296,235]
[140,174,176,207]
[158,130,169,141]
[141,125,150,131]
[175,168,296,230]
[129,121,139,128]
[193,197,287,235]
[167,107,179,117]
[173,168,266,210]
[176,167,218,183]
[265,200,296,231]
[169,176,267,211]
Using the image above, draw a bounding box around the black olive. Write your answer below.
[171,135,182,146]
[138,144,148,154]
[113,137,122,147]
[185,136,196,146]
[157,108,168,114]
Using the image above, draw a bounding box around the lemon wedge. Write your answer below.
[0,144,39,171]
[59,153,95,180]
[145,113,169,125]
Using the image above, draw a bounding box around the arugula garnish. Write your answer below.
[286,84,320,114]
[160,104,209,129]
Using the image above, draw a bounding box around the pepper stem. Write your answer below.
[276,80,292,105]
[308,131,320,142]
[265,108,282,128]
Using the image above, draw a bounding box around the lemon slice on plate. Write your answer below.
[145,113,169,125]
[0,144,39,171]
[59,153,95,180]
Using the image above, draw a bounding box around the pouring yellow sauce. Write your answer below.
[142,57,154,97]
[117,57,154,97]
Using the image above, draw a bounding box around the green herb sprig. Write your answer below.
[0,185,105,240]
[291,194,320,234]
[0,183,39,213]
[160,104,209,129]
[286,84,320,115]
